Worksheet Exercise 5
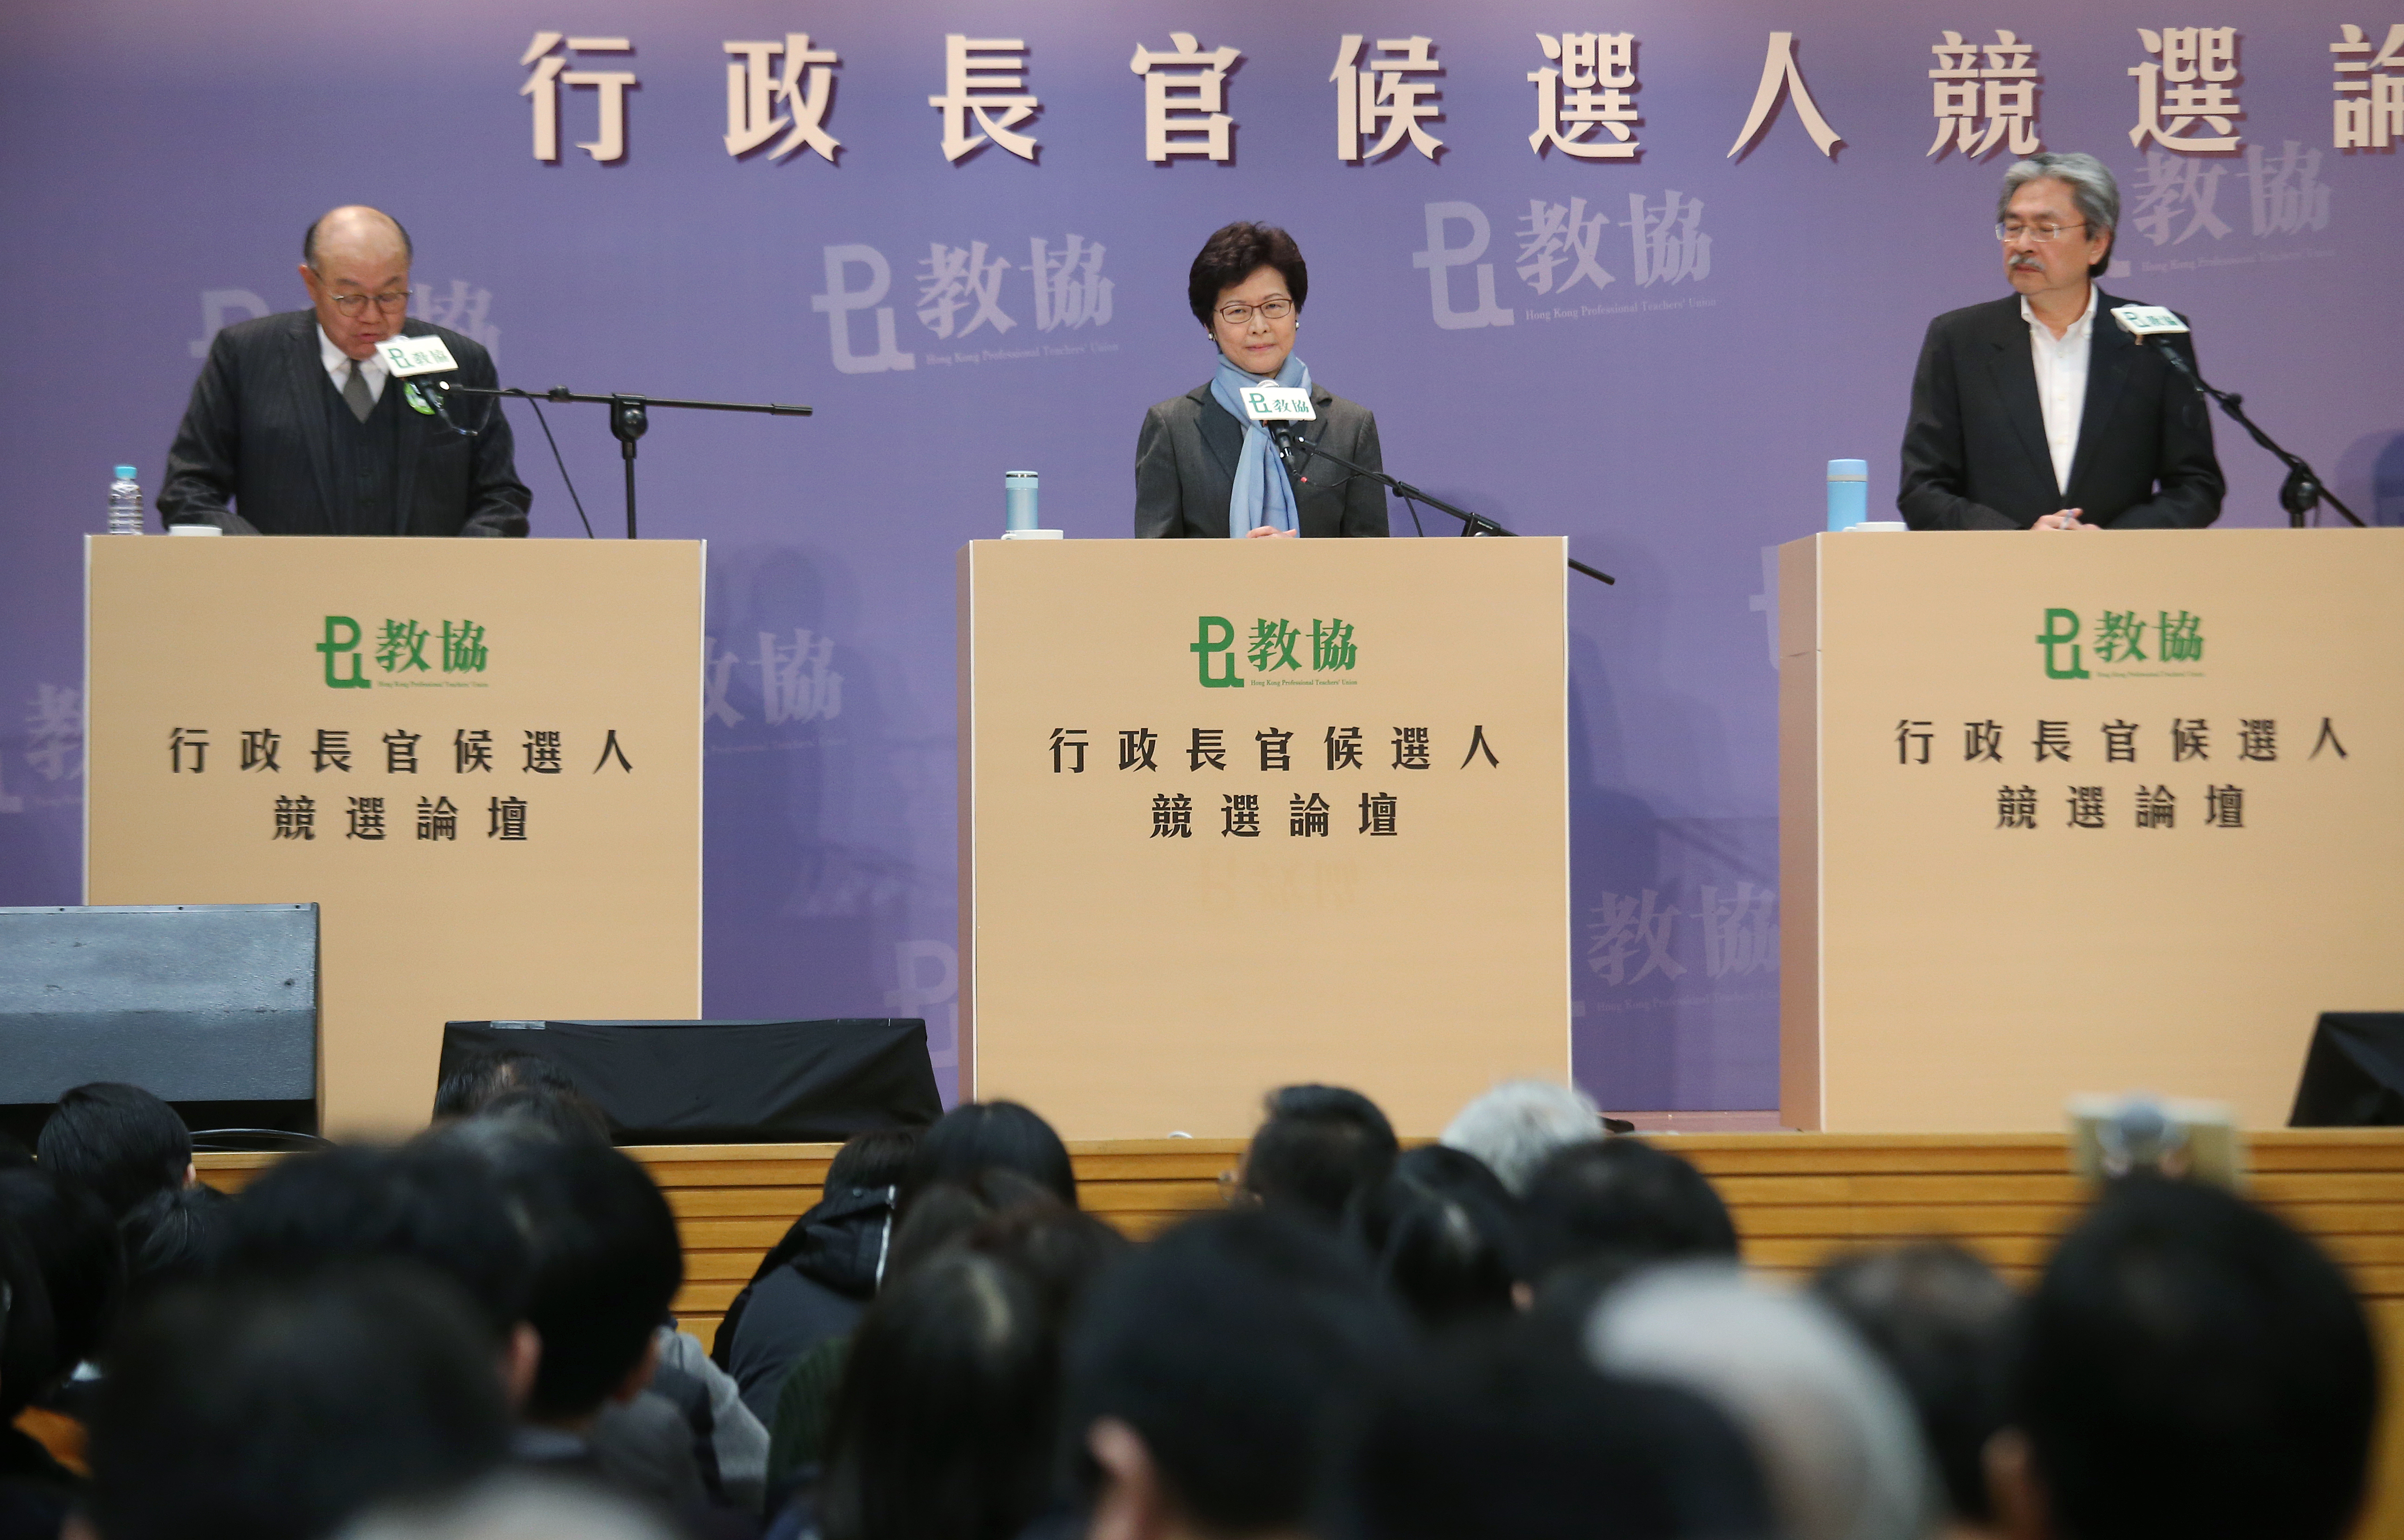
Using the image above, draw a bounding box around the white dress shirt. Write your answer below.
[318,325,388,406]
[2021,287,2094,498]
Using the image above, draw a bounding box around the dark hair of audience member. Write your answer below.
[0,1129,34,1171]
[1350,1149,1521,1333]
[118,1182,233,1317]
[222,1143,532,1343]
[2008,1175,2377,1540]
[35,1082,191,1219]
[886,1168,1061,1282]
[85,1264,512,1540]
[1518,1136,1738,1285]
[432,1049,587,1121]
[1241,1084,1400,1228]
[1327,1343,1776,1540]
[900,1101,1077,1214]
[0,1167,127,1380]
[1812,1242,2016,1526]
[825,1127,921,1194]
[0,1214,59,1422]
[474,1084,615,1145]
[1063,1209,1412,1534]
[487,1138,685,1423]
[819,1237,1094,1540]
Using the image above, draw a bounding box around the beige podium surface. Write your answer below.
[1780,529,2403,1132]
[958,537,1570,1140]
[85,537,703,1137]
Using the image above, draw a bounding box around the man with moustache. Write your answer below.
[160,205,530,536]
[1898,152,2222,531]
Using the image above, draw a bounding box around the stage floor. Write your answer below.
[199,1129,2404,1534]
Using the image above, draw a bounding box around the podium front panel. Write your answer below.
[86,537,702,1136]
[959,538,1570,1140]
[1780,529,2404,1131]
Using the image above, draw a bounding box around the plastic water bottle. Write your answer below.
[107,465,143,535]
[1825,459,1867,531]
[1004,471,1038,532]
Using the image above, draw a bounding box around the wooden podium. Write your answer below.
[957,538,1571,1140]
[85,537,703,1137]
[1780,529,2404,1132]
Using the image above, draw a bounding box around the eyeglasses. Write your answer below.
[1995,220,2088,243]
[1215,296,1294,327]
[325,290,410,316]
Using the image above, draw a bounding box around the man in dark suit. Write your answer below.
[159,205,530,537]
[1135,222,1388,540]
[1899,152,2222,532]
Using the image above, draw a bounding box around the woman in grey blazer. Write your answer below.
[1133,223,1390,540]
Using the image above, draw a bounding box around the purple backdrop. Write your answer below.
[4,0,2398,1110]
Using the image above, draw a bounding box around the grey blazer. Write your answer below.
[160,309,531,537]
[1134,382,1390,538]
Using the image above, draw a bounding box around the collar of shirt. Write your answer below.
[2019,285,2096,349]
[318,324,389,404]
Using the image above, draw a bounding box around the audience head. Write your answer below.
[820,1247,1071,1540]
[902,1100,1077,1213]
[1350,1147,1520,1333]
[823,1127,921,1195]
[431,1050,585,1122]
[887,1167,1072,1281]
[471,1085,614,1146]
[483,1136,685,1427]
[1813,1242,2016,1527]
[223,1143,532,1345]
[0,1166,126,1380]
[1240,1084,1399,1228]
[1588,1264,1935,1540]
[1329,1343,1776,1540]
[86,1265,511,1540]
[37,1081,192,1218]
[1065,1209,1411,1539]
[1997,1176,2377,1540]
[119,1181,234,1317]
[1439,1080,1602,1198]
[1520,1135,1737,1285]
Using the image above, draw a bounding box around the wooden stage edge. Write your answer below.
[197,1128,2404,1537]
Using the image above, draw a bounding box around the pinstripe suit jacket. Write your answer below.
[160,310,530,537]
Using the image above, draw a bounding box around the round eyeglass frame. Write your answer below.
[1215,297,1295,327]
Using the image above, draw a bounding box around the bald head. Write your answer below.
[304,206,412,270]
[299,206,414,359]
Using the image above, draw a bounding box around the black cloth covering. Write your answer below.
[2291,1013,2404,1126]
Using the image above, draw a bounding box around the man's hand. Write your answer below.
[1245,524,1299,539]
[2031,508,2099,531]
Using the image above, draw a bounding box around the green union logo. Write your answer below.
[317,614,491,688]
[2034,607,2203,680]
[1191,615,1358,688]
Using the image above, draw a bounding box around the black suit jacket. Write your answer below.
[1898,291,2223,530]
[160,310,531,537]
[1134,382,1389,538]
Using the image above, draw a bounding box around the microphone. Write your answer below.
[1237,381,1319,485]
[376,334,475,437]
[2109,304,2204,389]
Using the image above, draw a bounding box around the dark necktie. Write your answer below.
[343,360,374,422]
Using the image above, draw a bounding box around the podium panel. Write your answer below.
[85,537,702,1136]
[958,538,1570,1140]
[1780,529,2404,1131]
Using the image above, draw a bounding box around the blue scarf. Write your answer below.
[1209,353,1310,537]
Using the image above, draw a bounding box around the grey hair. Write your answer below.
[2000,151,2118,278]
[1439,1078,1602,1197]
[1588,1264,1938,1540]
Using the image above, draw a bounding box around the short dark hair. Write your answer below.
[1327,1345,1776,1540]
[474,1085,615,1145]
[1188,222,1308,328]
[303,209,415,268]
[432,1049,586,1120]
[87,1265,510,1540]
[0,1167,125,1378]
[1063,1210,1410,1533]
[1350,1147,1521,1332]
[821,1249,1065,1540]
[1518,1136,1737,1284]
[1813,1242,2016,1524]
[2015,1176,2377,1540]
[223,1143,533,1342]
[902,1101,1077,1214]
[490,1138,685,1422]
[825,1127,921,1194]
[1243,1084,1399,1228]
[37,1082,191,1218]
[119,1182,233,1317]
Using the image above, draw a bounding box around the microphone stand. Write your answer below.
[2140,343,2365,529]
[1271,428,1616,584]
[437,384,813,539]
